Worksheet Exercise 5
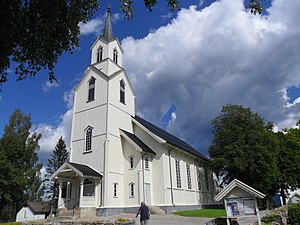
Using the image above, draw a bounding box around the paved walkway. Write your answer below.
[73,213,211,225]
[57,210,271,225]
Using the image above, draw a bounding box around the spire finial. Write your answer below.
[103,4,113,40]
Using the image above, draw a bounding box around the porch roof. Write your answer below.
[50,162,102,180]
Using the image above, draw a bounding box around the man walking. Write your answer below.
[136,201,150,225]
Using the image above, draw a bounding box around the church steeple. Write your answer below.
[90,5,123,67]
[103,5,113,41]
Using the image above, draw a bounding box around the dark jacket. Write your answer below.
[137,204,150,221]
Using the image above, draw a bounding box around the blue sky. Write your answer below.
[1,0,300,168]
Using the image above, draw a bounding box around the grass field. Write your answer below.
[174,209,226,218]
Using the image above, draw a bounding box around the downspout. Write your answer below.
[168,147,176,206]
[102,73,110,207]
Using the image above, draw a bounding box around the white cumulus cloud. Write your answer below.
[122,0,300,155]
[42,80,59,92]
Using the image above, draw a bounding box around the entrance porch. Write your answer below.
[50,162,102,217]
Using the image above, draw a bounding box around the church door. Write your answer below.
[145,183,151,205]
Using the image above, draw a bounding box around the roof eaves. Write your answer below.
[120,130,143,152]
[50,162,83,180]
[214,179,265,202]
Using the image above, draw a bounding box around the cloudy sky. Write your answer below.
[0,0,300,169]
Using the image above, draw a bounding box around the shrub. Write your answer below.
[262,212,281,223]
[288,203,300,224]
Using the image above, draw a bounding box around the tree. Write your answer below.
[0,0,264,85]
[209,104,279,198]
[0,109,42,219]
[274,131,300,205]
[45,137,69,210]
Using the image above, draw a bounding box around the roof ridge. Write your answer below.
[134,115,208,160]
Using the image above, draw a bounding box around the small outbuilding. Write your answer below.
[288,192,300,205]
[16,201,51,222]
[214,179,265,225]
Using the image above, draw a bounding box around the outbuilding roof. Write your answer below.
[133,116,208,160]
[214,179,266,202]
[25,202,51,214]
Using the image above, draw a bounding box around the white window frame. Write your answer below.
[83,178,95,196]
[97,46,103,62]
[129,155,134,169]
[84,126,93,153]
[144,156,149,170]
[120,79,125,104]
[113,48,118,64]
[113,182,118,198]
[87,77,96,102]
[186,164,192,189]
[175,159,181,188]
[129,182,135,198]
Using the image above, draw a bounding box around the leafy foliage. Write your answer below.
[0,0,265,84]
[0,0,99,84]
[0,109,42,218]
[275,131,300,204]
[247,0,265,15]
[209,104,279,197]
[288,203,300,224]
[45,137,69,209]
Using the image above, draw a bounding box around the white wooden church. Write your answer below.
[51,7,218,217]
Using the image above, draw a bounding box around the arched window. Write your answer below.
[83,178,95,196]
[120,80,125,104]
[88,77,95,102]
[129,182,135,197]
[97,46,103,62]
[144,156,149,170]
[85,126,93,152]
[129,155,134,169]
[113,183,118,197]
[113,49,118,64]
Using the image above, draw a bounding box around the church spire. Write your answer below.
[103,4,113,41]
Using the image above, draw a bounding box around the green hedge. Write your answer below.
[288,203,300,224]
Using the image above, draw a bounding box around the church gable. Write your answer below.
[108,70,135,116]
[73,67,108,113]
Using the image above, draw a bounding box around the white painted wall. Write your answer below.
[16,207,46,222]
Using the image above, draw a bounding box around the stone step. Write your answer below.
[149,205,166,215]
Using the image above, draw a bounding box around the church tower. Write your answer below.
[69,6,136,207]
[51,6,217,216]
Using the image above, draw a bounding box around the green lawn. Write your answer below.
[174,209,226,218]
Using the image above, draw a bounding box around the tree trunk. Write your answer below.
[280,186,286,205]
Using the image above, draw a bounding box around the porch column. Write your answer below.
[95,179,99,207]
[58,180,63,208]
[79,178,84,208]
[255,198,262,225]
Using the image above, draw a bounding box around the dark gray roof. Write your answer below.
[134,116,208,160]
[102,5,113,41]
[121,129,156,155]
[68,162,102,177]
[25,202,51,214]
